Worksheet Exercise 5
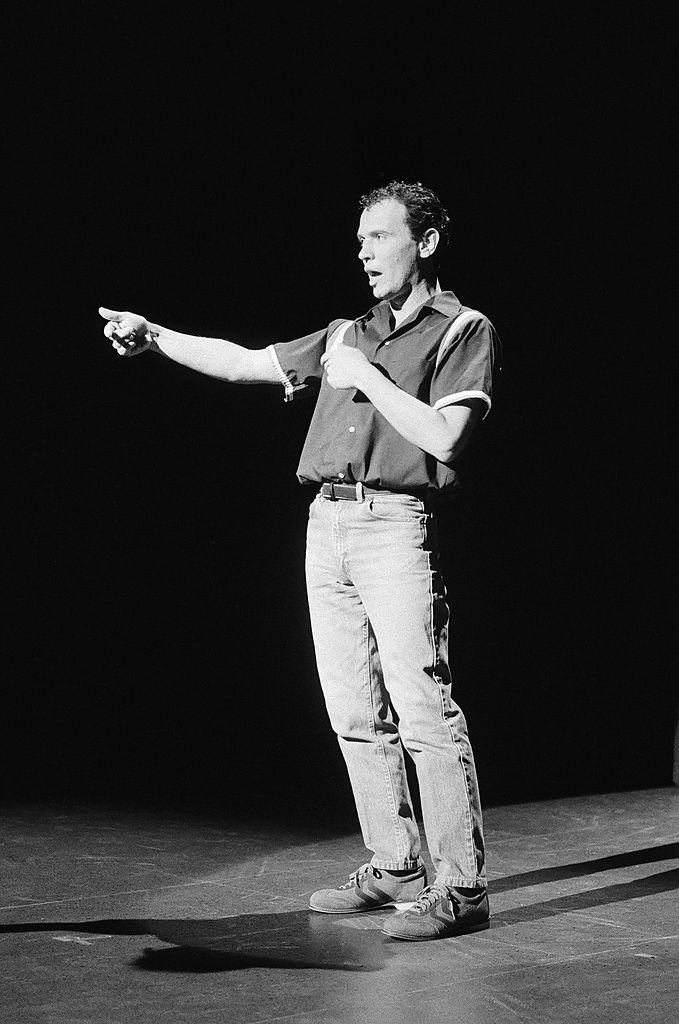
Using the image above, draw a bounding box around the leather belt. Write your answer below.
[319,482,428,502]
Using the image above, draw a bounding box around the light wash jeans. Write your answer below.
[305,491,486,889]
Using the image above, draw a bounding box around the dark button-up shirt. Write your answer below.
[268,290,500,492]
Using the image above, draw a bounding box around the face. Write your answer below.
[357,198,422,306]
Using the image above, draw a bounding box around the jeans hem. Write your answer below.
[371,856,424,872]
[436,875,487,890]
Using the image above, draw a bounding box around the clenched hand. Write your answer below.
[320,339,372,390]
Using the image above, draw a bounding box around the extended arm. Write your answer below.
[99,307,278,384]
[321,342,484,463]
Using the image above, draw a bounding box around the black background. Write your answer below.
[6,4,675,821]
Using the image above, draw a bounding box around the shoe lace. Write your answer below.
[411,883,450,911]
[340,863,382,890]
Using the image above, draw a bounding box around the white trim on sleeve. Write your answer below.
[435,309,485,369]
[434,390,492,418]
[266,344,296,402]
[326,319,354,351]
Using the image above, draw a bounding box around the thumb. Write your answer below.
[99,306,125,321]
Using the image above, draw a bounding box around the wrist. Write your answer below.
[355,360,381,393]
[145,322,162,354]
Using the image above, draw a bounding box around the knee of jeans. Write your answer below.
[395,709,451,752]
[320,693,354,733]
[329,707,368,738]
[328,700,397,742]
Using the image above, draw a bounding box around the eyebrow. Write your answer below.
[356,228,390,241]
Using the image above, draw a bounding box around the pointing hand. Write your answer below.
[99,307,155,356]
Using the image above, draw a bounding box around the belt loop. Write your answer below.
[355,482,364,502]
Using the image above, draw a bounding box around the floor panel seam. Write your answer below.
[0,879,219,911]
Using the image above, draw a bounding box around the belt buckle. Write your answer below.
[323,481,365,501]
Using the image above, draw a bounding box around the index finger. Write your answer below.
[99,306,125,322]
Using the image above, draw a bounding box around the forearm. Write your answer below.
[358,366,471,463]
[147,322,275,383]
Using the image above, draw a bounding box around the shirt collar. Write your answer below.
[355,288,462,329]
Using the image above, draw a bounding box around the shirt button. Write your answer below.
[349,426,355,433]
[338,472,345,479]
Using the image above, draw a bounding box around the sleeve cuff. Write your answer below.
[434,390,492,419]
[267,344,297,403]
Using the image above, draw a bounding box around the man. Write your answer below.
[100,181,500,941]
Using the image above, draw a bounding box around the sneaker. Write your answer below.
[381,883,490,941]
[309,863,427,914]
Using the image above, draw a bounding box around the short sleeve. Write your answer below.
[430,311,500,419]
[267,320,345,403]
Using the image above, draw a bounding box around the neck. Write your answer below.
[390,278,439,327]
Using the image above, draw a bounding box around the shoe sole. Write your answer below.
[381,918,491,941]
[309,899,417,915]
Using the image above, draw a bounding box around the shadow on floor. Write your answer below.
[492,842,679,893]
[490,868,679,927]
[0,910,385,973]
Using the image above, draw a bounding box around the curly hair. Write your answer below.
[358,181,451,252]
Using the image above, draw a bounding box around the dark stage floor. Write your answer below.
[2,788,678,1023]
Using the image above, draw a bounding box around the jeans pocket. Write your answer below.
[366,497,428,523]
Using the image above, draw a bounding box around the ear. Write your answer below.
[418,228,440,261]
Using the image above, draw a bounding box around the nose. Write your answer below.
[358,239,373,263]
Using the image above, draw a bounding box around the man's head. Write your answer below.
[357,181,451,306]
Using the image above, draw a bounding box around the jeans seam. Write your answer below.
[424,531,477,882]
[363,605,408,866]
